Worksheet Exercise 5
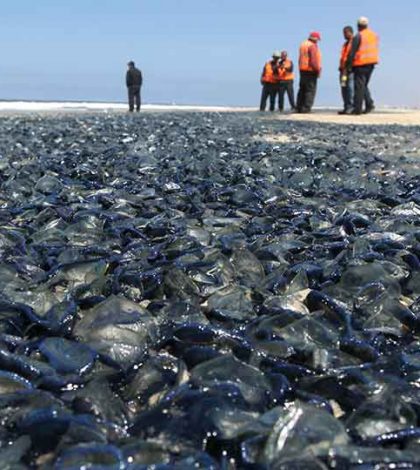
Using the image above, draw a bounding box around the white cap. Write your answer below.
[358,16,369,26]
[272,50,281,58]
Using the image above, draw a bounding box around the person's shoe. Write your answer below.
[351,110,362,115]
[338,108,354,115]
[363,106,375,114]
[278,108,284,113]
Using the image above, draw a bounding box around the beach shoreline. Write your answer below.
[0,101,419,125]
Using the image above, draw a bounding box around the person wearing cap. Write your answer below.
[126,61,143,112]
[338,26,355,115]
[260,51,281,112]
[277,51,296,112]
[345,17,379,115]
[297,32,322,113]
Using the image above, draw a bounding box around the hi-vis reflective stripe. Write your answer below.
[340,40,352,70]
[353,29,379,66]
[299,40,311,71]
[262,62,278,83]
[279,60,294,81]
[299,40,321,72]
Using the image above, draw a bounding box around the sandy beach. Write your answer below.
[271,108,420,126]
[0,101,419,126]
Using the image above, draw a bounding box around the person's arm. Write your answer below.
[287,61,294,73]
[339,44,344,72]
[126,71,132,87]
[139,71,143,87]
[261,66,266,84]
[345,34,360,71]
[308,45,321,74]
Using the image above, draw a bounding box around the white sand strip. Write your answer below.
[0,101,253,113]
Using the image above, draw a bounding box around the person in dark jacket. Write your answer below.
[126,61,143,112]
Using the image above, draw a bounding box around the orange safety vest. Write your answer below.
[340,39,353,71]
[299,40,322,73]
[353,29,379,66]
[262,61,279,84]
[279,59,294,81]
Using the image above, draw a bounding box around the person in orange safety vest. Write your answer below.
[338,26,354,115]
[345,16,379,115]
[296,31,322,113]
[260,51,281,111]
[277,51,296,112]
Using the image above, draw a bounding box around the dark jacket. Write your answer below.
[126,67,143,88]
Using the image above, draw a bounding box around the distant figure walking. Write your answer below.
[260,51,281,112]
[297,32,322,113]
[346,17,379,115]
[126,61,143,112]
[278,51,295,112]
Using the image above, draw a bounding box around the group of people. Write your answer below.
[260,16,379,115]
[259,50,297,113]
[127,16,379,115]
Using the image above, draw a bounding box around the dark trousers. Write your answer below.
[340,73,354,111]
[353,65,375,113]
[297,72,318,112]
[128,86,141,112]
[278,80,295,110]
[260,83,277,111]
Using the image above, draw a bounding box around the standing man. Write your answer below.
[278,51,296,112]
[346,17,379,115]
[338,26,354,114]
[260,51,281,112]
[297,32,322,113]
[126,61,143,113]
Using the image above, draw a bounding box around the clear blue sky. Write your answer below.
[0,0,419,107]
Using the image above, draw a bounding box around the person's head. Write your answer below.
[343,26,354,40]
[357,16,369,31]
[272,51,281,60]
[309,31,321,43]
[280,51,288,60]
[127,60,135,69]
